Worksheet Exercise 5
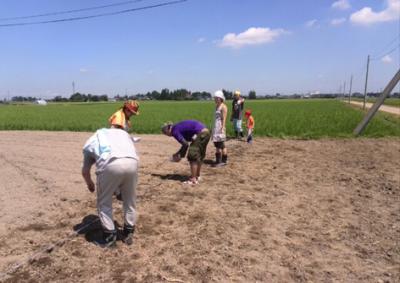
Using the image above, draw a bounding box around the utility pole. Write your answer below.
[363,55,370,110]
[354,69,400,135]
[343,81,346,98]
[72,81,75,95]
[348,75,353,103]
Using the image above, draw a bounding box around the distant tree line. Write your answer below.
[4,90,399,103]
[10,96,39,102]
[61,93,109,102]
[132,88,212,101]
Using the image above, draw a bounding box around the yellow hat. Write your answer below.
[234,90,241,96]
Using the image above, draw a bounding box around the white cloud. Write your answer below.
[79,68,88,73]
[350,0,400,25]
[218,27,287,49]
[305,19,318,28]
[382,55,393,63]
[197,37,206,43]
[331,18,346,25]
[332,0,351,10]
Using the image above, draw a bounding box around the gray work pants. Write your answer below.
[96,158,138,231]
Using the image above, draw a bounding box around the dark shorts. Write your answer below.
[213,141,225,149]
[188,130,210,162]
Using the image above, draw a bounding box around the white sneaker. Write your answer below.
[183,179,199,185]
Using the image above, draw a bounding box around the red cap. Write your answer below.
[123,100,139,115]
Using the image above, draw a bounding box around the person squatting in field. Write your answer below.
[82,128,139,247]
[244,109,255,144]
[231,90,245,139]
[162,120,211,185]
[108,100,140,131]
[108,100,140,199]
[212,90,228,167]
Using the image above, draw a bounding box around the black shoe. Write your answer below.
[122,226,135,246]
[93,230,117,248]
[215,153,222,165]
[221,155,228,164]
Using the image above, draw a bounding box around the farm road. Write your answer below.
[349,101,400,116]
[0,131,399,282]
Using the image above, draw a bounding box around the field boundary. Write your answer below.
[348,101,400,116]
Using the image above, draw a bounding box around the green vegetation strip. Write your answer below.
[0,100,399,138]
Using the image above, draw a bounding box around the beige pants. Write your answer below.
[96,158,138,231]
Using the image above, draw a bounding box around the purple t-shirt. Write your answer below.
[172,120,205,145]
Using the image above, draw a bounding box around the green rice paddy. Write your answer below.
[0,99,399,138]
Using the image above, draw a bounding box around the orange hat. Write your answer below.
[123,100,139,115]
[245,109,252,117]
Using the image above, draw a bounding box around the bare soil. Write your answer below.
[0,131,399,283]
[349,101,400,116]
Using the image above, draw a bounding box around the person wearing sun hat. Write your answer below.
[230,90,245,139]
[108,100,140,201]
[108,100,139,132]
[212,90,228,167]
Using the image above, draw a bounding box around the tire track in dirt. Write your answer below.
[0,153,49,188]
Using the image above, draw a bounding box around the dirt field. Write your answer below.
[0,131,399,283]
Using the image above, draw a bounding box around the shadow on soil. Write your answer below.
[73,215,125,245]
[203,159,215,165]
[73,214,103,243]
[151,173,187,181]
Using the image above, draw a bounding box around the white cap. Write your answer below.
[213,90,225,101]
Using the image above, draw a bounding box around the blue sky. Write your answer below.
[0,0,399,98]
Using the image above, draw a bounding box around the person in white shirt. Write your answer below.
[82,128,139,247]
[212,90,228,166]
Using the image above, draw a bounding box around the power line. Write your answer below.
[371,44,400,61]
[0,0,187,27]
[370,34,400,59]
[0,0,150,21]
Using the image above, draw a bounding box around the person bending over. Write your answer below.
[82,128,139,247]
[108,100,139,132]
[162,120,210,185]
